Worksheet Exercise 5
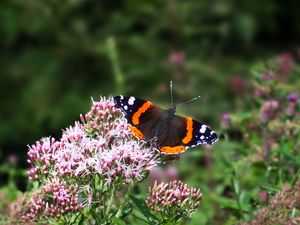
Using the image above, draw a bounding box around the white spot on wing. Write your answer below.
[124,105,128,110]
[200,135,204,140]
[200,125,207,133]
[128,97,135,105]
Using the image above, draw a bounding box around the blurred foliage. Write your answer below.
[1,0,300,224]
[176,60,300,224]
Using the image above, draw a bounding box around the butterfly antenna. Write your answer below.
[170,80,174,107]
[175,96,201,108]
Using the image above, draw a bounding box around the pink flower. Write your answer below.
[169,51,186,67]
[276,53,294,78]
[253,87,269,98]
[148,166,179,186]
[260,71,275,80]
[146,180,202,219]
[92,139,158,185]
[221,113,232,129]
[260,100,280,122]
[230,75,248,94]
[27,97,159,185]
[27,137,60,180]
[17,178,82,222]
[287,93,298,103]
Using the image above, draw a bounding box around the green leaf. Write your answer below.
[111,217,127,225]
[232,176,240,195]
[251,63,266,78]
[130,195,160,225]
[120,203,133,218]
[217,196,239,210]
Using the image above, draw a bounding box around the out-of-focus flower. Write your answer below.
[286,94,298,117]
[27,97,159,185]
[148,166,179,186]
[169,51,185,67]
[230,75,248,94]
[260,100,280,122]
[0,192,10,216]
[11,178,82,223]
[7,154,18,166]
[221,113,232,129]
[260,71,274,80]
[241,181,300,225]
[258,191,269,202]
[148,167,165,187]
[267,136,278,150]
[287,93,299,103]
[254,87,269,98]
[165,166,179,181]
[276,53,294,79]
[146,180,202,220]
[286,102,297,117]
[254,88,263,98]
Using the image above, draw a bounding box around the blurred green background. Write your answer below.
[1,0,300,224]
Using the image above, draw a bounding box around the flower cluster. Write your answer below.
[27,137,59,180]
[27,97,159,185]
[260,99,280,122]
[11,178,82,223]
[276,52,294,79]
[241,181,300,225]
[221,113,232,130]
[11,97,162,224]
[220,57,300,223]
[286,93,299,116]
[146,180,202,219]
[169,51,185,67]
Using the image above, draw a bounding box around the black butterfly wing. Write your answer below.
[159,115,218,155]
[113,96,164,140]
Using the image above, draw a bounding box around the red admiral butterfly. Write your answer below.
[114,86,218,155]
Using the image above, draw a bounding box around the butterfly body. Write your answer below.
[152,107,176,139]
[114,96,218,155]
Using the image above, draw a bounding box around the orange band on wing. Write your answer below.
[182,117,193,144]
[160,145,185,154]
[132,101,153,125]
[128,125,144,139]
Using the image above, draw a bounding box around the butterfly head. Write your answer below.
[166,106,176,115]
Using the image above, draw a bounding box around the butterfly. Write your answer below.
[113,94,218,155]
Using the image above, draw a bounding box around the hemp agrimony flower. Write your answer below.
[27,97,159,185]
[10,178,82,223]
[21,97,160,224]
[146,180,202,222]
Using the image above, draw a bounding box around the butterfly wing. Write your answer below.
[114,96,218,155]
[159,115,218,154]
[113,96,164,140]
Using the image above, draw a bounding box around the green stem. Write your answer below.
[262,124,269,162]
[107,36,125,94]
[90,175,103,223]
[91,208,101,225]
[105,184,116,217]
[115,182,134,218]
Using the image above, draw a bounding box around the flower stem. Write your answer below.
[262,124,270,161]
[107,36,125,94]
[105,184,116,218]
[115,182,134,218]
